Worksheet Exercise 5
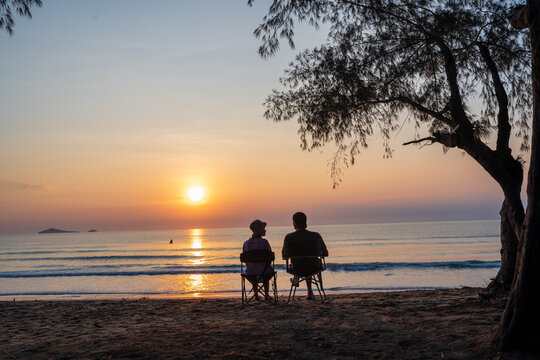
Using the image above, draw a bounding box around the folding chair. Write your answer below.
[284,255,328,303]
[240,249,278,305]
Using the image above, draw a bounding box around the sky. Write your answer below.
[0,1,526,234]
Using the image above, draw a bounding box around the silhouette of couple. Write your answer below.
[242,212,328,300]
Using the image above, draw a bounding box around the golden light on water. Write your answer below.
[191,228,202,239]
[191,229,203,249]
[187,274,207,296]
[177,229,209,296]
[189,251,205,265]
[189,228,206,268]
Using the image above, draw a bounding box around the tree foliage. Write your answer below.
[250,0,531,187]
[0,0,42,36]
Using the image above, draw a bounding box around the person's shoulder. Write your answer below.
[306,229,322,237]
[284,231,295,240]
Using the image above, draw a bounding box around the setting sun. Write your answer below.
[187,186,205,203]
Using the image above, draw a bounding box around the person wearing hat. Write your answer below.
[242,219,273,300]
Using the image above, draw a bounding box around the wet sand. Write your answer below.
[0,288,505,359]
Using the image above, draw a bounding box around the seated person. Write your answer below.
[282,212,328,299]
[242,219,274,300]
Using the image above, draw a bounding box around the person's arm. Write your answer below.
[319,235,328,257]
[282,236,289,259]
[264,239,272,251]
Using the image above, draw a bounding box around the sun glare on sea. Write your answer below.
[187,185,205,203]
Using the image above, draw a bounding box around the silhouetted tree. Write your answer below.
[493,2,540,354]
[0,0,42,36]
[249,0,531,297]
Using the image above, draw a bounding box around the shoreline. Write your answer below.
[1,287,506,359]
[0,287,462,302]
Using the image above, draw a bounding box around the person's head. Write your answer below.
[292,212,307,230]
[249,219,267,237]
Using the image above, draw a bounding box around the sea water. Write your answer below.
[0,220,500,300]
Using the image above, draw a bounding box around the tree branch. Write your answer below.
[477,42,511,154]
[339,0,437,38]
[436,40,472,134]
[403,129,463,148]
[396,96,453,126]
[358,96,452,126]
[403,136,436,145]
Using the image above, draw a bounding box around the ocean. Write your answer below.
[0,220,501,300]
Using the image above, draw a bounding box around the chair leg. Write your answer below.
[286,273,327,304]
[241,277,246,306]
[243,274,280,305]
[312,276,322,300]
[272,274,278,303]
[244,279,258,304]
[288,276,303,303]
[316,273,327,303]
[287,283,294,304]
[288,278,301,304]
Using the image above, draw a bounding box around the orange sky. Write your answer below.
[0,1,526,234]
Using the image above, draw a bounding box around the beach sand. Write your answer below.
[1,288,505,359]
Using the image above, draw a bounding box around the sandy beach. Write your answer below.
[0,287,505,359]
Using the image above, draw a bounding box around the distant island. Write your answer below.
[88,229,97,232]
[38,228,79,234]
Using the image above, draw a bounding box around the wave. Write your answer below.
[325,285,455,291]
[0,268,239,278]
[0,254,197,261]
[332,234,499,243]
[0,247,239,256]
[0,260,500,278]
[334,240,499,247]
[325,260,501,272]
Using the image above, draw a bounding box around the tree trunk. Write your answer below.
[498,203,520,289]
[481,201,519,300]
[493,0,540,354]
[460,141,524,300]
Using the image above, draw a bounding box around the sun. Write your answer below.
[187,185,205,202]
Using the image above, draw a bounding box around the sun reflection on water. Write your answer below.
[186,229,207,295]
[191,229,203,249]
[187,274,208,296]
[189,229,205,265]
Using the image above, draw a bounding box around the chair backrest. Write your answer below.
[284,239,326,276]
[240,249,275,263]
[287,256,325,276]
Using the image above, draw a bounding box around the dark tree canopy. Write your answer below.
[250,0,531,186]
[0,0,42,36]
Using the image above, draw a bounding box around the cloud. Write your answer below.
[0,179,52,191]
